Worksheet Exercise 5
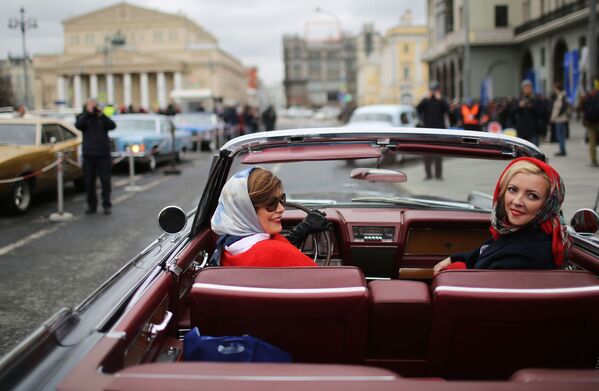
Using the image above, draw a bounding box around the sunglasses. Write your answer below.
[264,193,286,212]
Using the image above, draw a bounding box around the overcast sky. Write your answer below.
[1,0,426,85]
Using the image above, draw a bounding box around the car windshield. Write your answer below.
[0,124,37,145]
[350,113,394,124]
[172,113,214,127]
[230,151,506,212]
[113,119,156,132]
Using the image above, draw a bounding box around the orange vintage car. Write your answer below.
[0,118,84,214]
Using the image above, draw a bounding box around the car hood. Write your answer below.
[0,145,41,163]
[110,131,158,142]
[175,125,212,132]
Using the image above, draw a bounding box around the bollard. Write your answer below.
[49,151,74,222]
[125,146,142,192]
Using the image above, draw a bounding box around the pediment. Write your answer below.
[61,49,181,68]
[64,2,181,25]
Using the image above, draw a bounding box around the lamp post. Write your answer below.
[8,7,37,109]
[462,0,470,99]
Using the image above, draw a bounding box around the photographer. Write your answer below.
[75,99,116,215]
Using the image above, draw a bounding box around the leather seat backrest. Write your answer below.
[190,266,369,364]
[428,270,599,379]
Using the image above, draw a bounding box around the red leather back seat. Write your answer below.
[190,266,369,364]
[428,270,599,379]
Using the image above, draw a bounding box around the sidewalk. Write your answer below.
[536,120,599,221]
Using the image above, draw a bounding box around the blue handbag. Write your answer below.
[183,327,292,362]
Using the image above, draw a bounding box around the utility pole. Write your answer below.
[463,0,470,99]
[8,7,37,109]
[589,0,597,90]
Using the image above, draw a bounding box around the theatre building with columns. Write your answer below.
[33,3,248,111]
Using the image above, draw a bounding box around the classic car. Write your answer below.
[0,118,84,215]
[1,127,599,390]
[172,112,224,151]
[346,104,420,128]
[110,114,193,171]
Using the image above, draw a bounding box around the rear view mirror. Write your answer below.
[350,168,407,183]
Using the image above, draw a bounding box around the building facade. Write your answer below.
[357,12,429,106]
[0,56,34,109]
[423,0,594,101]
[283,33,357,108]
[33,3,248,111]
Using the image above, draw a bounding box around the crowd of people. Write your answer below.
[419,79,599,169]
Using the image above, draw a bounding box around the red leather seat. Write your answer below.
[427,270,599,379]
[190,266,369,364]
[367,280,431,376]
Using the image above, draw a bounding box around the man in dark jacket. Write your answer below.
[417,81,449,179]
[75,99,116,215]
[511,80,544,145]
[261,105,277,131]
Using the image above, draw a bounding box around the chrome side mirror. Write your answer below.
[570,208,599,235]
[158,205,187,234]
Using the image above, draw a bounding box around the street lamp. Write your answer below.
[8,7,37,109]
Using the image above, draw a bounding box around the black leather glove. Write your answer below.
[284,210,332,248]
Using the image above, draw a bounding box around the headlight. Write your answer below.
[130,144,145,154]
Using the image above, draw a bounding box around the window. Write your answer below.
[60,126,77,141]
[0,124,36,145]
[42,124,64,144]
[404,44,409,53]
[495,5,508,27]
[523,1,531,22]
[403,66,410,80]
[169,30,178,42]
[154,31,163,43]
[85,34,94,45]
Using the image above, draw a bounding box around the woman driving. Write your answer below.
[210,167,330,267]
[433,157,569,275]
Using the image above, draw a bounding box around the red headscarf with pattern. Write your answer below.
[489,157,569,267]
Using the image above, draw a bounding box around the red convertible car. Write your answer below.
[1,127,598,390]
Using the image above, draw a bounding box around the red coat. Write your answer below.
[221,233,317,267]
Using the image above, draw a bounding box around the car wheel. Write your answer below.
[7,180,32,215]
[73,177,86,192]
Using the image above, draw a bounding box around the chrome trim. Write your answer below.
[114,373,396,382]
[106,331,126,340]
[192,283,366,295]
[435,286,599,294]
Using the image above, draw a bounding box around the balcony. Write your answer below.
[514,0,589,35]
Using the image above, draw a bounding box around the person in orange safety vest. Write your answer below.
[461,99,483,131]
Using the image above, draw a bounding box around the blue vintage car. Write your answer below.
[172,112,224,151]
[110,114,193,170]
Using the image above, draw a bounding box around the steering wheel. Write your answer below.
[284,201,333,266]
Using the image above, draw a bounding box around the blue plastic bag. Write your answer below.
[183,327,292,362]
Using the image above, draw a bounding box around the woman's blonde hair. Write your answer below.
[247,168,282,209]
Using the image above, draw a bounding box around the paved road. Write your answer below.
[0,151,214,357]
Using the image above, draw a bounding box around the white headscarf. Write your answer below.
[211,167,265,236]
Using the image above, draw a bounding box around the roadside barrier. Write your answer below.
[124,147,142,192]
[0,158,62,184]
[49,151,74,222]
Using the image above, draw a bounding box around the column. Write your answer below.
[56,75,65,103]
[173,71,183,104]
[74,74,82,110]
[157,71,166,110]
[90,74,98,99]
[140,72,149,110]
[106,74,114,104]
[123,73,132,107]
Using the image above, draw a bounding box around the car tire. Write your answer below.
[73,177,86,192]
[6,180,32,215]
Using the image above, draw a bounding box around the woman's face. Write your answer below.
[503,172,548,227]
[256,192,285,235]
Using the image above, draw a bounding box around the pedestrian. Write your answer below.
[550,82,569,156]
[511,80,544,146]
[75,98,116,215]
[460,98,482,131]
[416,81,449,180]
[582,80,599,167]
[13,104,28,118]
[262,105,277,131]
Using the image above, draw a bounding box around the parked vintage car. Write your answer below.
[172,112,223,151]
[345,104,420,128]
[1,127,599,390]
[0,118,84,214]
[110,114,193,171]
